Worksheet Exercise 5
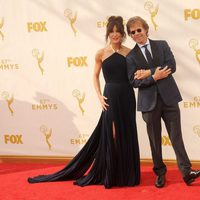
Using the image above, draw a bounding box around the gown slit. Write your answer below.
[112,122,117,145]
[28,53,140,188]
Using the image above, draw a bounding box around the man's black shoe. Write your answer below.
[183,170,200,185]
[155,174,165,188]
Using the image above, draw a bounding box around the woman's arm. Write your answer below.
[93,50,109,111]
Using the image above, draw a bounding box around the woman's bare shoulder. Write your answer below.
[121,45,131,56]
[95,48,106,60]
[123,46,131,53]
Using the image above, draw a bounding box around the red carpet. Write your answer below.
[0,163,200,200]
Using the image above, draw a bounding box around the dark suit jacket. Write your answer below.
[126,39,182,112]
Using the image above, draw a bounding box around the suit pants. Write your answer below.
[142,95,191,176]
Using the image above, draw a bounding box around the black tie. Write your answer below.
[143,44,153,68]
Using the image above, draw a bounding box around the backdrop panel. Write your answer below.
[0,0,199,161]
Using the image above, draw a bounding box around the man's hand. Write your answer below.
[152,66,171,81]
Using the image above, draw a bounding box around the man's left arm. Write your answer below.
[137,41,175,79]
[150,41,176,75]
[161,40,176,73]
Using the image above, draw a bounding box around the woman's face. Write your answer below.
[108,26,122,44]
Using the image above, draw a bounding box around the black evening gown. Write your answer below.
[28,53,140,188]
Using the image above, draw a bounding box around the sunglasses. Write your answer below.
[130,28,142,35]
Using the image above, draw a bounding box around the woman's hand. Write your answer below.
[134,69,151,80]
[98,95,109,111]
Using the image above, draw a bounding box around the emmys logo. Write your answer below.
[193,125,200,138]
[64,9,77,36]
[97,17,127,28]
[4,134,23,144]
[72,89,85,115]
[144,1,159,30]
[32,48,44,75]
[162,135,172,146]
[67,56,87,67]
[184,9,200,20]
[0,59,20,70]
[97,20,107,28]
[40,125,52,150]
[0,17,4,40]
[183,96,200,108]
[189,39,200,64]
[27,21,48,32]
[1,91,14,116]
[71,134,89,145]
[32,99,58,110]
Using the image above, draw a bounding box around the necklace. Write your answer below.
[110,44,121,53]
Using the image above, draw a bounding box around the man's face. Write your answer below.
[129,22,148,45]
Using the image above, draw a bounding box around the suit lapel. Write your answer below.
[132,40,161,69]
[133,44,149,69]
[149,39,160,67]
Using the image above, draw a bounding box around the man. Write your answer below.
[126,16,200,188]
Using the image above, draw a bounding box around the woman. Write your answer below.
[28,16,140,188]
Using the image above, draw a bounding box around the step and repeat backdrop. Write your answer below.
[0,0,200,161]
